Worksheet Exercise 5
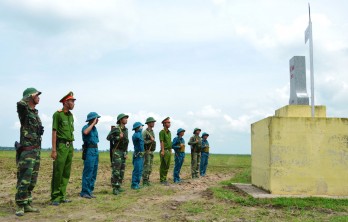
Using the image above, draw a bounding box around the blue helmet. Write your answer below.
[86,112,101,122]
[132,122,144,130]
[201,132,209,138]
[177,128,185,135]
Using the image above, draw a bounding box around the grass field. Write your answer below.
[0,150,347,222]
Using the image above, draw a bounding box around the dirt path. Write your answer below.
[118,173,234,222]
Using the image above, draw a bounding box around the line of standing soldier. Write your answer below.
[14,88,211,216]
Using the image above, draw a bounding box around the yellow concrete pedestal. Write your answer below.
[251,105,348,196]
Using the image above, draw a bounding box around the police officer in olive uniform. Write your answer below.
[188,128,202,179]
[142,117,156,186]
[107,113,129,195]
[15,88,43,216]
[159,117,172,185]
[50,92,76,206]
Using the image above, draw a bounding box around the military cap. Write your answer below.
[60,91,76,103]
[86,112,101,122]
[202,132,209,137]
[145,117,156,124]
[161,117,170,124]
[193,128,201,134]
[117,113,129,124]
[22,87,41,99]
[177,128,185,135]
[132,122,144,130]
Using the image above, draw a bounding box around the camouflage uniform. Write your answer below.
[107,125,129,193]
[15,98,42,207]
[188,134,202,178]
[142,128,156,185]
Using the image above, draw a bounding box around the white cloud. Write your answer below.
[223,114,253,133]
[195,105,222,118]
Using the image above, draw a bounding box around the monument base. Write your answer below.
[251,105,348,196]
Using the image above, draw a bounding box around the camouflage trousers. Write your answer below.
[191,152,201,178]
[111,150,126,189]
[142,151,154,183]
[15,149,40,206]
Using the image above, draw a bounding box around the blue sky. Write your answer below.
[1,0,348,154]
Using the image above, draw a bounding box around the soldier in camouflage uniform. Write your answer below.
[107,113,129,195]
[142,117,156,186]
[188,128,202,179]
[15,87,43,216]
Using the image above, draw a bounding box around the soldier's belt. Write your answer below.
[20,145,40,152]
[57,139,73,147]
[86,144,98,148]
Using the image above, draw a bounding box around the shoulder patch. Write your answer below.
[57,109,63,112]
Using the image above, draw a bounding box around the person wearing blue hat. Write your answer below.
[200,132,210,177]
[80,112,101,199]
[172,128,186,183]
[188,128,202,179]
[131,122,145,189]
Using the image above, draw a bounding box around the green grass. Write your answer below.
[1,150,348,221]
[212,167,348,213]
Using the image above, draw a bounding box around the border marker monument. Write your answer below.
[250,5,348,197]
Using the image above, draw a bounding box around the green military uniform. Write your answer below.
[107,123,129,194]
[15,88,43,215]
[159,128,172,183]
[51,92,76,203]
[188,129,202,178]
[51,109,74,202]
[142,127,156,185]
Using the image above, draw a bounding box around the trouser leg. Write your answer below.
[173,153,180,182]
[15,150,37,206]
[60,145,73,200]
[28,150,40,204]
[160,150,171,182]
[120,154,126,185]
[51,143,70,202]
[81,149,94,196]
[132,156,144,187]
[142,151,153,182]
[90,150,99,193]
[111,151,122,189]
